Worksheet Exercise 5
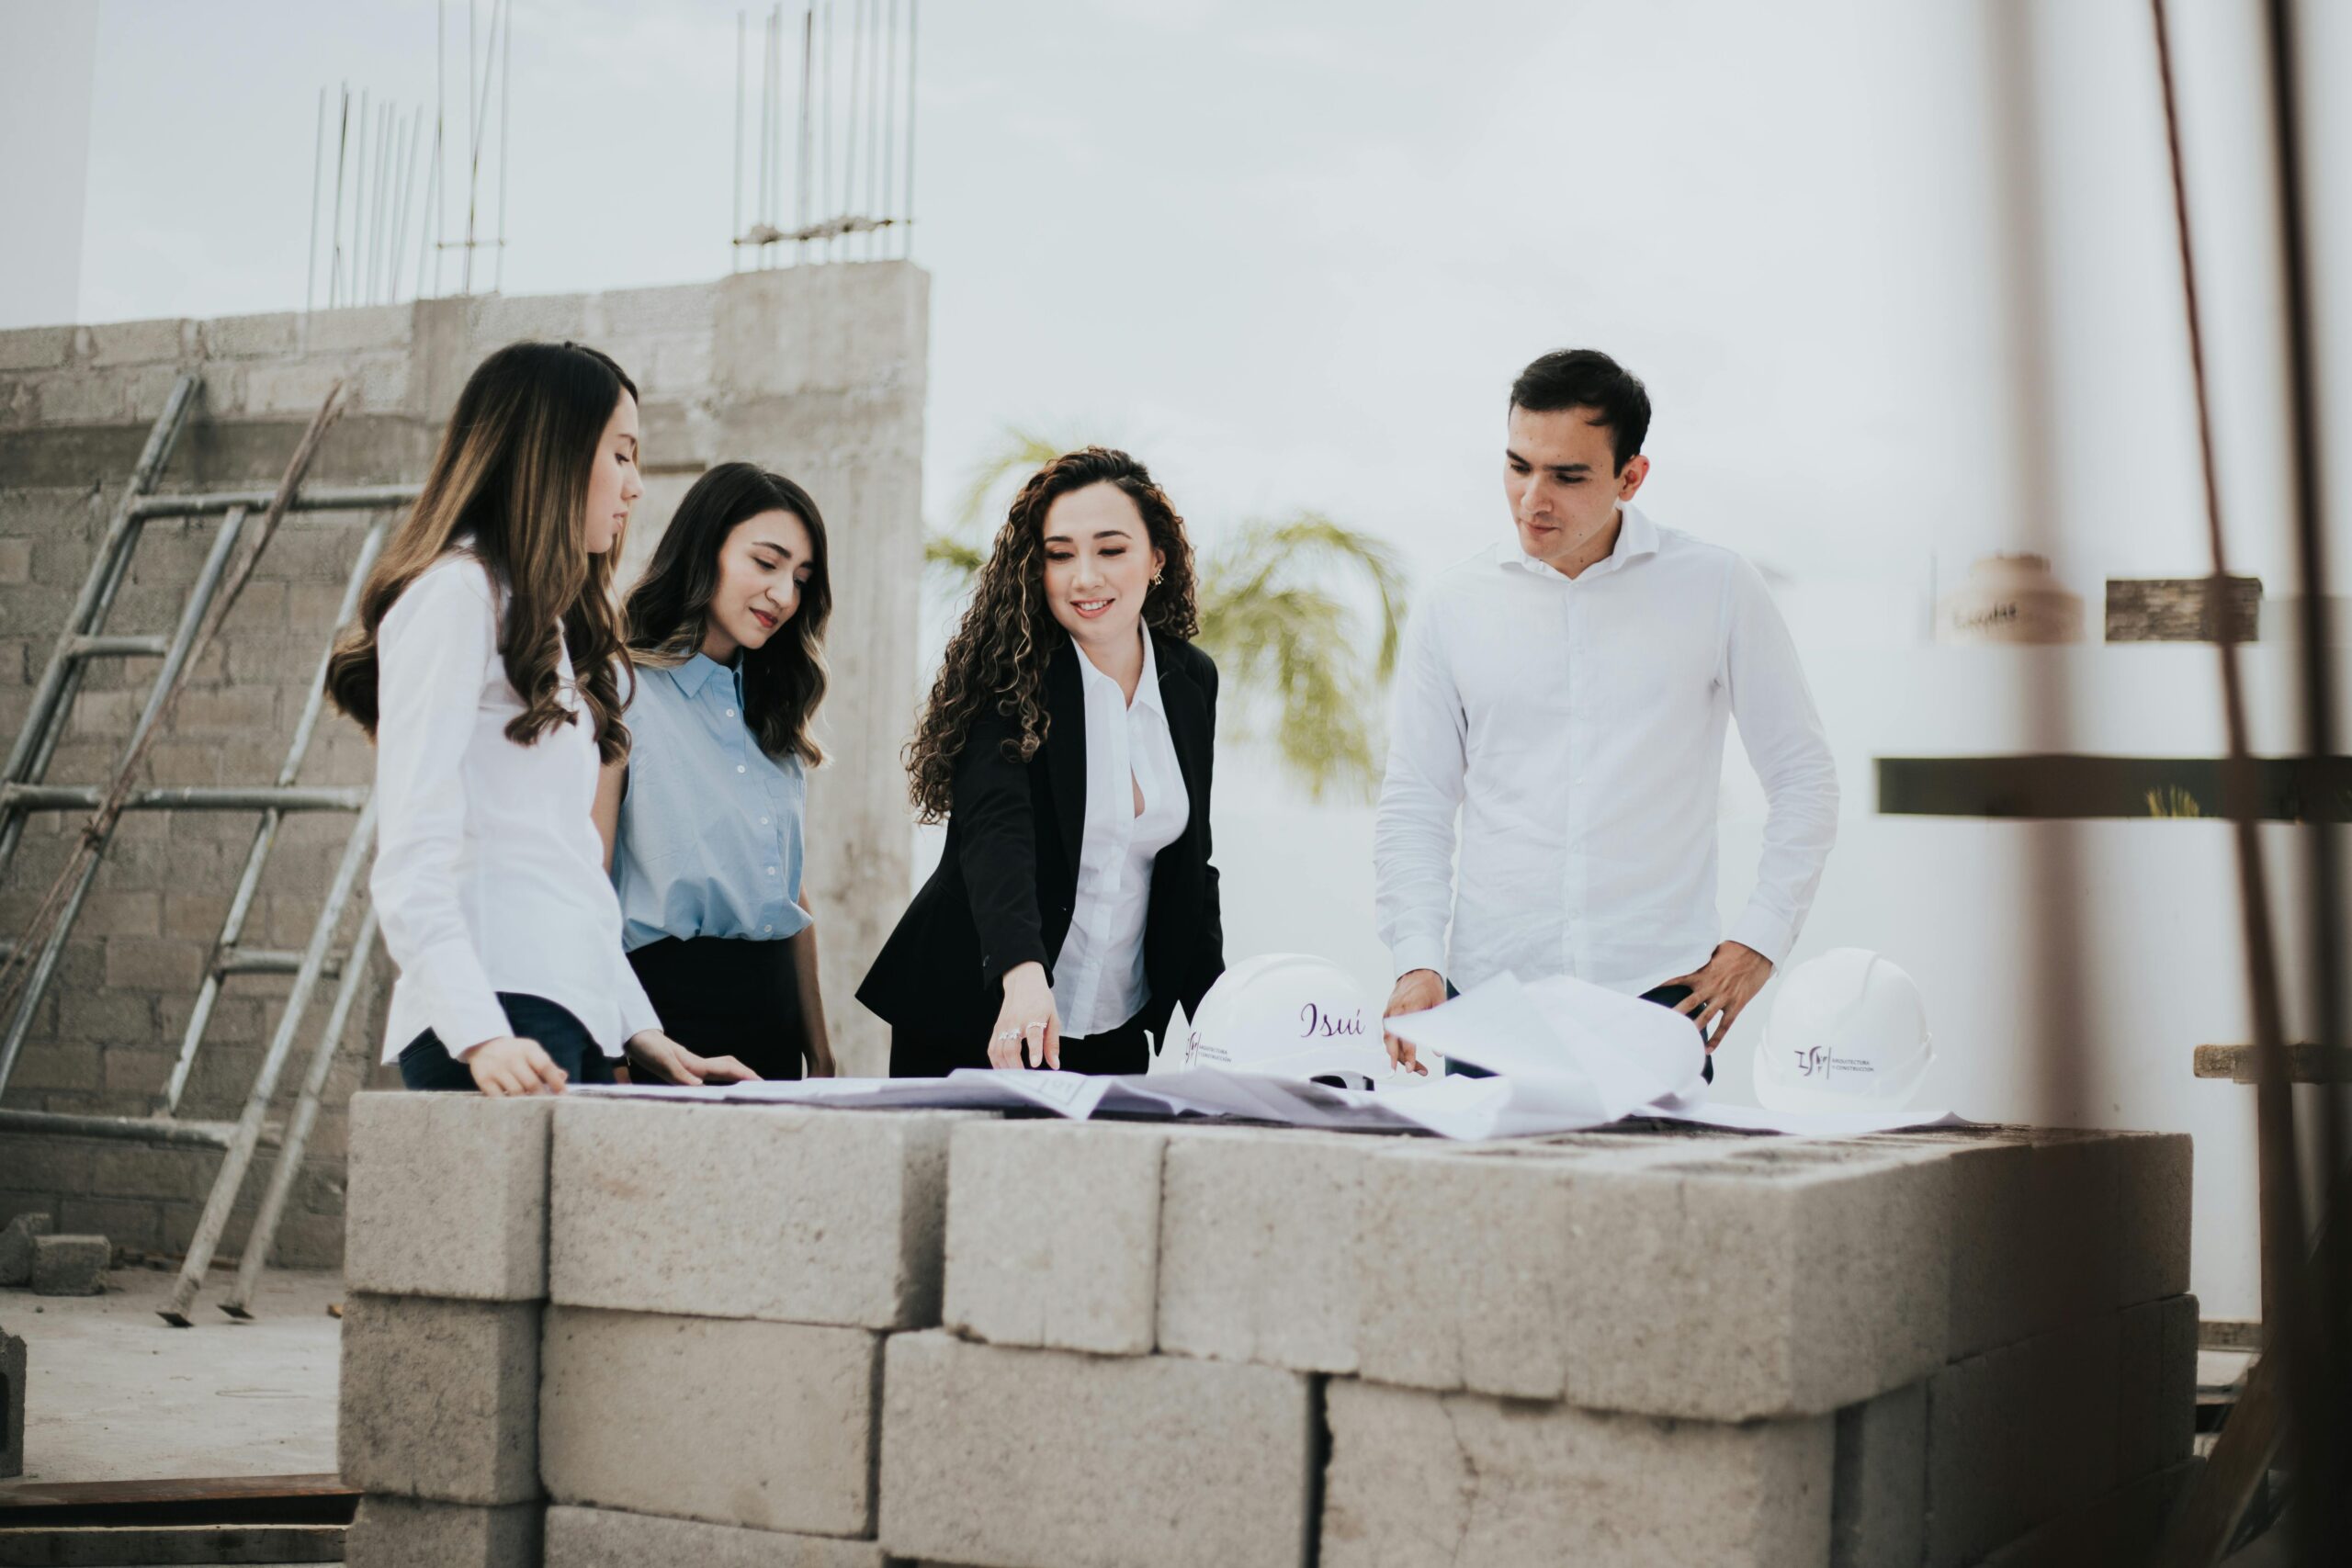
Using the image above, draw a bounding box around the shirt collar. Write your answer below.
[672,651,736,700]
[1069,626,1165,715]
[1503,504,1662,581]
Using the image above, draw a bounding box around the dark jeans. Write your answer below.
[398,993,617,1091]
[1442,981,1714,1086]
[890,1005,1153,1078]
[628,934,808,1081]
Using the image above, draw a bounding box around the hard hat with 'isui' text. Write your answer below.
[1181,953,1393,1089]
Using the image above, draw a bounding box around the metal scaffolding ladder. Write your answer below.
[0,374,420,1324]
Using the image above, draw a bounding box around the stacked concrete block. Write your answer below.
[339,1093,556,1566]
[345,1098,2198,1568]
[533,1097,974,1559]
[879,1329,1317,1568]
[1322,1379,1835,1568]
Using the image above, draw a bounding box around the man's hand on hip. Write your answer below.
[1662,942,1775,1053]
[1381,968,1444,1075]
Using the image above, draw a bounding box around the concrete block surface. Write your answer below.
[345,1495,542,1568]
[1321,1378,1834,1568]
[28,1234,107,1296]
[1353,1140,1949,1419]
[1831,1382,1926,1568]
[538,1307,878,1539]
[2115,1134,2193,1308]
[944,1119,1167,1355]
[550,1099,963,1328]
[879,1330,1313,1568]
[1157,1129,1378,1373]
[339,1293,541,1506]
[0,1213,52,1285]
[345,1091,555,1301]
[544,1505,888,1567]
[1926,1316,2122,1568]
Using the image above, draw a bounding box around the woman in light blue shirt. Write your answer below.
[593,463,836,1079]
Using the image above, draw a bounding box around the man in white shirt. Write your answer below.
[1375,349,1838,1078]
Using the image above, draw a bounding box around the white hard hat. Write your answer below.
[1179,953,1392,1089]
[1754,948,1935,1112]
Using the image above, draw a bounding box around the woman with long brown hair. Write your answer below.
[326,341,753,1096]
[858,446,1226,1076]
[591,462,838,1081]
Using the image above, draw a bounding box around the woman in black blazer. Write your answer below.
[859,447,1224,1076]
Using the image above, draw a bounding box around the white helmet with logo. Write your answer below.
[1174,953,1392,1089]
[1754,948,1935,1112]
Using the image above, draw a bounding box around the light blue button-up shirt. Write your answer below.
[613,653,813,952]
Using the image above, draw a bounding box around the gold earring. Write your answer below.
[1151,570,1164,585]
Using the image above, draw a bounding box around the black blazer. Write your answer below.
[858,631,1225,1070]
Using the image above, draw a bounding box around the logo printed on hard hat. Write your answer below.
[1794,1044,1876,1081]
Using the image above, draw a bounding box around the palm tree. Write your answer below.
[927,429,1407,800]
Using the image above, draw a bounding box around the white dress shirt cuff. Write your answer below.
[616,967,663,1047]
[1724,907,1796,968]
[1389,935,1449,983]
[415,939,514,1061]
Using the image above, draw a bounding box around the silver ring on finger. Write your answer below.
[1023,1021,1046,1033]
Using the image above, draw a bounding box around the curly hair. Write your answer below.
[325,341,638,763]
[905,446,1199,822]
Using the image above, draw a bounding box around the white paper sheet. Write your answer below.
[563,970,1962,1140]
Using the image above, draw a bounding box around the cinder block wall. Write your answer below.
[0,267,927,1266]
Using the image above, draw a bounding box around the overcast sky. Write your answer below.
[10,0,2351,592]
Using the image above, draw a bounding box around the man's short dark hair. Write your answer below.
[1510,349,1651,471]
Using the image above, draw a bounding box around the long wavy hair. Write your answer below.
[906,446,1199,823]
[622,462,832,767]
[325,341,639,762]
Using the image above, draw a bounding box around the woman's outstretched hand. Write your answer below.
[625,1029,761,1086]
[989,962,1061,1069]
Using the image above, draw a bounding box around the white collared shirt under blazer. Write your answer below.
[1054,628,1192,1037]
[1374,505,1838,998]
[368,552,662,1062]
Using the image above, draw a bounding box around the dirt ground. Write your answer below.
[4,1264,341,1485]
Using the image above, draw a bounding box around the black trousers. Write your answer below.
[1442,981,1714,1085]
[399,993,618,1091]
[628,934,808,1081]
[889,1005,1153,1078]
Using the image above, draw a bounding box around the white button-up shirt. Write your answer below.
[369,552,662,1062]
[1054,629,1191,1037]
[1374,506,1838,997]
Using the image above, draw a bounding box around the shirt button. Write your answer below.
[737,764,746,773]
[766,866,777,875]
[724,708,735,718]
[763,923,774,933]
[760,817,769,826]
